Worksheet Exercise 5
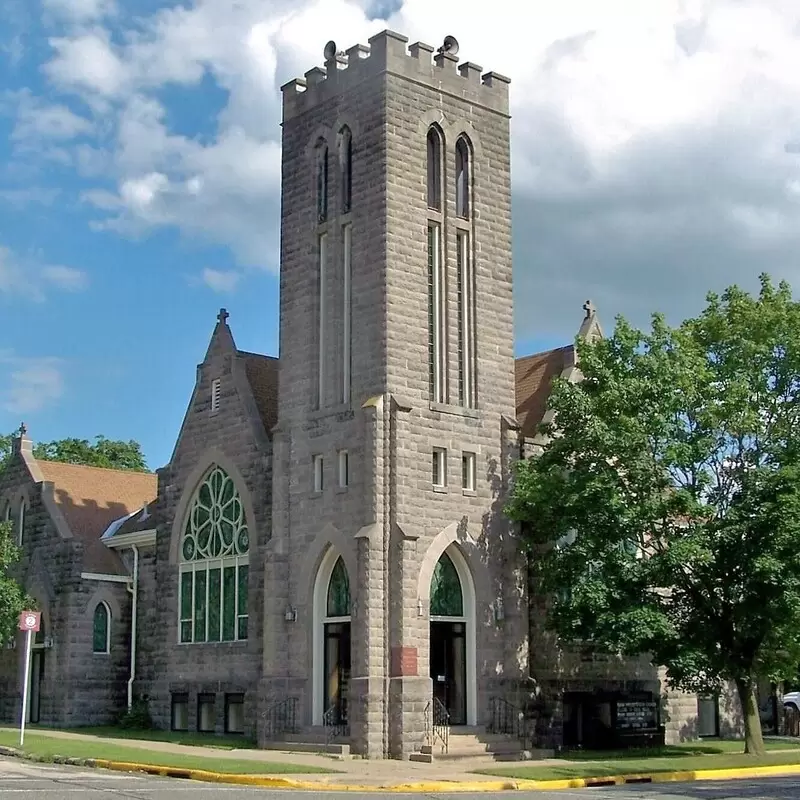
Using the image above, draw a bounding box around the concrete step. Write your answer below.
[261,740,351,757]
[412,732,555,763]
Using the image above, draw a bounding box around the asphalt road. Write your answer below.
[0,758,798,799]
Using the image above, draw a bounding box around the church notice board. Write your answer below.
[615,699,659,731]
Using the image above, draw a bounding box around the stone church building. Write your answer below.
[0,30,740,758]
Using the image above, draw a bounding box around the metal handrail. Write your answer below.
[424,697,450,754]
[261,696,299,739]
[323,703,349,745]
[488,696,527,742]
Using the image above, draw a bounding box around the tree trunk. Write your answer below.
[735,678,766,755]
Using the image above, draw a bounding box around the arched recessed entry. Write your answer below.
[28,618,47,724]
[312,548,352,726]
[429,546,477,726]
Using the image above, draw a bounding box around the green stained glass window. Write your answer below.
[326,557,351,617]
[92,603,110,653]
[237,565,249,640]
[430,553,463,617]
[178,465,250,644]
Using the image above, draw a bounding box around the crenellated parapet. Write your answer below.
[281,29,510,121]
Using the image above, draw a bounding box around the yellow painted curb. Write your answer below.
[58,757,800,793]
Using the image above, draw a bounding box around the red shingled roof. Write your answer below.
[36,461,157,575]
[515,345,574,439]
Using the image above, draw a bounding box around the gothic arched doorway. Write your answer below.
[313,549,351,726]
[28,619,46,723]
[429,547,475,726]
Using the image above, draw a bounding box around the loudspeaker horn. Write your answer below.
[324,40,337,61]
[439,35,459,56]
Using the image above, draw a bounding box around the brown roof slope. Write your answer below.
[239,351,279,436]
[36,461,157,575]
[515,345,574,439]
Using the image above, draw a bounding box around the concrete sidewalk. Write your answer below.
[0,727,568,786]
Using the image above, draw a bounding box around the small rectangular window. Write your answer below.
[338,450,349,488]
[225,693,245,734]
[198,693,216,733]
[462,452,476,491]
[171,693,189,731]
[313,454,324,493]
[211,378,221,412]
[432,448,447,488]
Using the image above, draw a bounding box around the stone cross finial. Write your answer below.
[18,422,27,437]
[217,308,229,325]
[583,299,596,319]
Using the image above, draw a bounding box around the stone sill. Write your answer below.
[432,485,448,494]
[175,640,250,649]
[306,404,355,423]
[462,489,477,497]
[429,402,480,419]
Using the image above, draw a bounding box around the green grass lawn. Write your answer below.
[61,726,258,751]
[476,739,800,782]
[555,738,800,761]
[0,731,336,775]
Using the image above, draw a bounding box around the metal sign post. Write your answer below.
[18,611,41,747]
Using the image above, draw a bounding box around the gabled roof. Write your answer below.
[102,503,155,542]
[36,461,157,575]
[515,345,574,439]
[239,350,279,436]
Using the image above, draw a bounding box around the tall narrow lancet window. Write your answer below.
[455,137,470,219]
[427,125,446,403]
[179,466,250,644]
[316,140,329,222]
[93,602,111,653]
[427,126,442,211]
[455,135,476,407]
[339,126,352,214]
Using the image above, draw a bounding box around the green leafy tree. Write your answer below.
[0,434,149,474]
[508,275,800,755]
[0,521,30,646]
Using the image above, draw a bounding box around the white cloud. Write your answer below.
[29,0,800,339]
[44,29,128,97]
[0,353,65,414]
[201,268,240,293]
[0,245,88,300]
[42,0,116,23]
[41,264,89,291]
[12,90,93,141]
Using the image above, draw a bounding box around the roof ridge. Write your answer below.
[516,343,573,361]
[237,349,278,360]
[35,459,156,479]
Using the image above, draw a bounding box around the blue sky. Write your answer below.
[2,0,800,469]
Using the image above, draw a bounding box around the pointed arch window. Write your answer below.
[17,499,26,546]
[430,552,463,617]
[427,126,443,211]
[93,602,111,654]
[316,140,329,222]
[326,556,351,617]
[455,137,470,219]
[339,126,352,214]
[179,466,250,644]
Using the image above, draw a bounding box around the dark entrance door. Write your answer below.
[28,650,44,724]
[430,621,467,725]
[323,622,351,724]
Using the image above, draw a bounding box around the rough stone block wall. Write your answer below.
[0,453,88,727]
[276,30,522,759]
[64,580,131,726]
[135,333,272,739]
